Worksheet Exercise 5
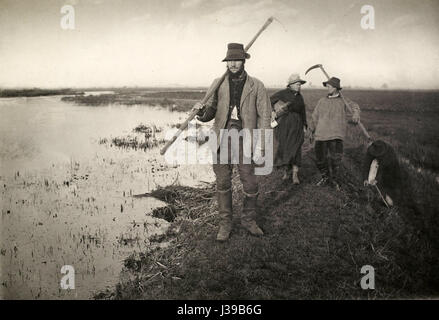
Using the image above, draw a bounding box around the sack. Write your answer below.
[273,100,289,119]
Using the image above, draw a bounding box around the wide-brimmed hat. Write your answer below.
[287,73,306,86]
[367,140,388,158]
[323,77,342,90]
[222,43,250,62]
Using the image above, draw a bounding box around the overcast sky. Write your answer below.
[1,0,438,89]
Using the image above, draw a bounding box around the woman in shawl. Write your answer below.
[270,73,308,184]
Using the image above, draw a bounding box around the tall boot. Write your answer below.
[241,193,264,236]
[330,158,341,191]
[292,165,300,185]
[282,165,290,181]
[316,158,329,186]
[216,189,233,241]
[281,169,289,181]
[316,170,329,186]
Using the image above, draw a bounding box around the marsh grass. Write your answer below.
[0,88,82,97]
[60,94,192,109]
[133,123,162,134]
[110,136,165,151]
[98,123,166,151]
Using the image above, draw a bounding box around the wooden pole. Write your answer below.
[160,17,274,155]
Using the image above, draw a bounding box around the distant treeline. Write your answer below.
[0,88,83,97]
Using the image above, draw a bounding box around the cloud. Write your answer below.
[203,0,297,27]
[127,13,152,24]
[181,0,206,8]
[390,14,420,30]
[322,23,337,37]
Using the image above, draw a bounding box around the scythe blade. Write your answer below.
[305,64,322,75]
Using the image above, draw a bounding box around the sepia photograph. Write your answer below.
[0,0,438,304]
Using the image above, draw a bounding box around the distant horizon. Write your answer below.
[1,85,439,92]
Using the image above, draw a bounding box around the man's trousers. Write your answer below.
[314,139,343,178]
[213,120,258,196]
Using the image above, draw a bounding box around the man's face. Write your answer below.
[227,60,244,74]
[326,84,337,95]
[289,82,301,92]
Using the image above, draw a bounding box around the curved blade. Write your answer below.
[305,64,322,75]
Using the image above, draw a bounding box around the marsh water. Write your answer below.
[0,96,214,299]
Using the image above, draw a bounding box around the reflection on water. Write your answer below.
[83,91,115,96]
[0,96,214,299]
[0,96,186,172]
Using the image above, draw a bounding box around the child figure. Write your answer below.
[309,77,361,189]
[363,140,402,207]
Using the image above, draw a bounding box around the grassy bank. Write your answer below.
[99,127,438,299]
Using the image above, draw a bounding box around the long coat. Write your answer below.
[198,74,272,152]
[270,88,307,166]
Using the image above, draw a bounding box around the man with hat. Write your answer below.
[308,77,361,189]
[270,73,308,184]
[193,43,272,241]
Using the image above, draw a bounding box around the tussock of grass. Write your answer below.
[99,123,166,151]
[148,185,215,220]
[152,206,178,222]
[133,124,162,134]
[110,136,165,151]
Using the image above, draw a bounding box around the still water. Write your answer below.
[0,96,214,299]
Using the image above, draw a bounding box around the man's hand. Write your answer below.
[192,102,205,119]
[352,113,360,124]
[364,179,377,186]
[385,195,393,207]
[304,127,309,138]
[307,128,314,144]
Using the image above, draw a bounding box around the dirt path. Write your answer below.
[102,142,438,300]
